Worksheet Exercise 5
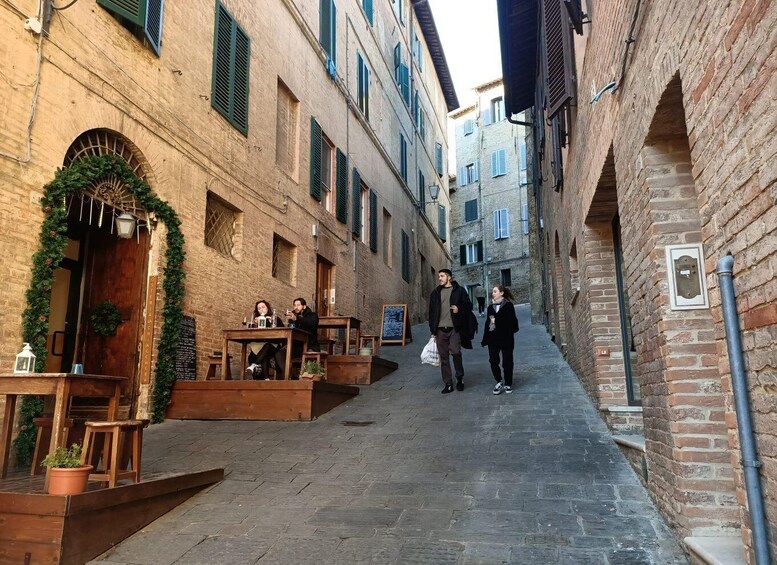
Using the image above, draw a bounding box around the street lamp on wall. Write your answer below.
[420,184,441,211]
[115,212,137,239]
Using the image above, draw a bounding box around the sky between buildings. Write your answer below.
[427,0,504,169]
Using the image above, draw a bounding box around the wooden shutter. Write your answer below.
[320,0,333,58]
[483,108,492,125]
[400,64,410,104]
[491,152,498,177]
[501,209,510,238]
[211,4,233,120]
[98,0,145,26]
[438,204,447,242]
[543,0,575,117]
[363,0,373,25]
[394,43,401,82]
[499,149,507,175]
[232,26,250,133]
[473,162,479,182]
[352,168,362,236]
[435,143,443,175]
[460,244,466,266]
[418,171,425,207]
[144,0,164,55]
[465,199,477,222]
[336,148,347,223]
[493,210,500,238]
[357,53,364,112]
[476,241,484,262]
[369,190,378,252]
[310,117,322,201]
[400,134,407,182]
[459,166,467,186]
[552,115,564,191]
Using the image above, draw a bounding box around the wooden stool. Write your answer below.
[206,352,232,380]
[31,417,76,476]
[359,335,380,356]
[301,351,328,376]
[81,419,149,488]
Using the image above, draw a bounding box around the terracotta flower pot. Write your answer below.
[300,373,324,381]
[47,465,93,495]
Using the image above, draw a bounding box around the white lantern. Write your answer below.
[116,212,136,239]
[14,343,36,374]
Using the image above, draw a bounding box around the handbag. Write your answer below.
[421,336,440,366]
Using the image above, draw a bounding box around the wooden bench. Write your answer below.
[81,419,149,488]
[206,352,232,380]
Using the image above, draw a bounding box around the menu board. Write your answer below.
[175,315,197,381]
[380,304,410,346]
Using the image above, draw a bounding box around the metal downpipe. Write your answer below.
[716,254,771,565]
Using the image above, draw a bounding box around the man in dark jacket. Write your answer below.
[286,297,320,352]
[429,269,473,393]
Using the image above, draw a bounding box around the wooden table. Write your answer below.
[222,327,309,380]
[318,316,361,355]
[0,373,125,486]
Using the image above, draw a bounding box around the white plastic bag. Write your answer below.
[421,336,440,366]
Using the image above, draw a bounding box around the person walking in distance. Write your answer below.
[481,285,519,394]
[429,269,474,393]
[474,284,487,316]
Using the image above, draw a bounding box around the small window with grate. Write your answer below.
[272,234,296,285]
[204,192,241,259]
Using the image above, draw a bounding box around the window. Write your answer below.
[418,170,426,209]
[522,204,529,234]
[418,108,426,142]
[569,239,579,290]
[459,162,479,186]
[519,139,528,185]
[320,0,337,75]
[335,148,347,223]
[412,28,423,72]
[321,136,334,212]
[352,168,362,236]
[272,233,296,285]
[438,204,447,242]
[362,0,373,25]
[401,229,410,281]
[491,149,508,177]
[394,0,405,26]
[464,199,478,222]
[493,208,509,239]
[368,190,378,252]
[357,52,370,120]
[394,43,401,83]
[276,80,299,177]
[501,268,512,287]
[543,0,575,116]
[460,241,483,265]
[360,184,369,243]
[205,192,239,258]
[383,209,392,266]
[491,97,505,122]
[400,133,408,183]
[98,0,164,55]
[435,143,443,176]
[463,119,474,135]
[211,2,250,135]
[395,44,410,105]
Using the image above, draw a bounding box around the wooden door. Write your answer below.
[77,228,149,403]
[315,258,333,316]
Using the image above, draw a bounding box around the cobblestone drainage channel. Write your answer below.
[341,421,375,426]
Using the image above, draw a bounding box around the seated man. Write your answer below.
[274,298,320,378]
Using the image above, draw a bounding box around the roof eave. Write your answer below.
[412,0,460,112]
[497,0,538,116]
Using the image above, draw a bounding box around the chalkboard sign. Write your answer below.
[175,315,197,381]
[380,304,410,346]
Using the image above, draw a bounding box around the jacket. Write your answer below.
[292,306,320,351]
[428,281,474,338]
[480,301,519,346]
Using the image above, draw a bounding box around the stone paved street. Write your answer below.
[91,306,688,564]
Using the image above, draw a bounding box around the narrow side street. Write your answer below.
[92,306,687,565]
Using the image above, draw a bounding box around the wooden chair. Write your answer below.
[206,352,232,380]
[81,419,149,488]
[359,335,380,356]
[301,351,328,376]
[31,416,77,476]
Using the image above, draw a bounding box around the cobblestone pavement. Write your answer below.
[92,305,688,564]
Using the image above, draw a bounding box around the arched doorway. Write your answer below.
[46,130,153,416]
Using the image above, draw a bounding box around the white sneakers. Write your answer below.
[493,382,513,395]
[246,363,257,374]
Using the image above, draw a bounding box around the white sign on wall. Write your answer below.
[665,243,709,310]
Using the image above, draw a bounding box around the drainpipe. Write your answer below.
[717,253,771,565]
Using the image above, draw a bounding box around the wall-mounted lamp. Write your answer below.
[116,212,137,239]
[420,184,441,211]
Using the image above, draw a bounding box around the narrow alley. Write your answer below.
[92,305,687,565]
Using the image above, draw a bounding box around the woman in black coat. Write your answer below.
[480,285,519,394]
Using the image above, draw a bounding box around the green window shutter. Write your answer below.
[98,0,146,26]
[400,134,407,183]
[211,4,234,120]
[352,168,362,237]
[363,0,373,25]
[309,117,322,201]
[232,26,250,134]
[144,0,164,55]
[393,43,401,83]
[400,64,410,105]
[418,171,425,207]
[477,241,484,262]
[460,244,466,266]
[438,204,446,242]
[330,0,337,64]
[369,190,378,252]
[336,148,348,223]
[401,230,410,282]
[320,0,332,57]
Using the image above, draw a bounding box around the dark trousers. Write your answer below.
[488,341,514,386]
[477,297,486,314]
[436,328,464,385]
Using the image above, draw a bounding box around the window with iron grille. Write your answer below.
[276,80,299,177]
[272,233,296,284]
[205,192,239,258]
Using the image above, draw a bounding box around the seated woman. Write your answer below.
[246,300,284,379]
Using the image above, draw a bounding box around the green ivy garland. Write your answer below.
[14,154,186,466]
[90,300,124,336]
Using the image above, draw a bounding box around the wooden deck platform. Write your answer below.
[325,355,398,385]
[165,379,359,421]
[0,468,223,564]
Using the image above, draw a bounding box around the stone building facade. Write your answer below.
[499,0,777,561]
[449,80,530,306]
[0,0,457,418]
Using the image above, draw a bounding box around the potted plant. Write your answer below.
[42,443,93,495]
[299,360,325,381]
